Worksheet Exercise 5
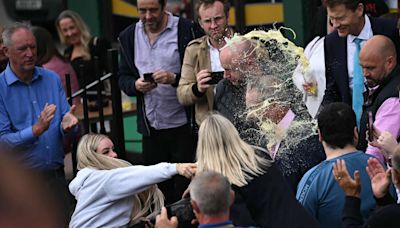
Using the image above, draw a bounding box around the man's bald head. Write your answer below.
[360,35,397,64]
[359,35,397,87]
[219,39,256,85]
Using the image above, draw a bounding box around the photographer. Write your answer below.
[155,171,236,228]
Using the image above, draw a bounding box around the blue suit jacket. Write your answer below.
[322,17,400,105]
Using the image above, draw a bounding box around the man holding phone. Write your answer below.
[177,0,232,125]
[356,35,400,164]
[118,0,202,203]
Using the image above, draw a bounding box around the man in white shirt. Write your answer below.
[177,0,232,126]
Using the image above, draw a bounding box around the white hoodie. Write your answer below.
[69,163,177,228]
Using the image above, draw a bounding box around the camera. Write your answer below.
[205,71,224,85]
[165,197,195,223]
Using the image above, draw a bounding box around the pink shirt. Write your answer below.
[270,109,296,159]
[366,97,400,163]
[43,55,80,105]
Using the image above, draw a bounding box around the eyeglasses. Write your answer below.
[200,16,225,25]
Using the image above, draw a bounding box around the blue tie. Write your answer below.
[353,38,363,129]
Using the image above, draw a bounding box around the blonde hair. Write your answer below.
[77,134,165,225]
[196,113,271,187]
[56,10,92,57]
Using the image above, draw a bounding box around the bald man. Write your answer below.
[214,40,261,146]
[357,35,400,164]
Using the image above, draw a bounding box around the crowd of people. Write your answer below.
[0,0,399,227]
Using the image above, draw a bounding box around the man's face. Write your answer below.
[138,0,165,33]
[359,51,391,88]
[327,3,364,37]
[0,26,7,63]
[220,49,243,86]
[198,1,229,42]
[58,17,81,46]
[4,28,37,74]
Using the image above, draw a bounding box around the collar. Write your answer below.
[4,64,41,86]
[207,38,221,51]
[348,15,372,43]
[270,109,296,159]
[198,220,233,228]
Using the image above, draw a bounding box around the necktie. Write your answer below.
[353,38,363,129]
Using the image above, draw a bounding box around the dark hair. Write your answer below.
[32,26,64,65]
[196,0,230,19]
[135,0,166,8]
[324,0,362,11]
[317,102,356,149]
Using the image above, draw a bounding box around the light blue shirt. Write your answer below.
[296,151,375,228]
[0,65,70,170]
[134,12,187,130]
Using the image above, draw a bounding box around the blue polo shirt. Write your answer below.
[0,65,70,170]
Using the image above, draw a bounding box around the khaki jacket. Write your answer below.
[177,35,215,125]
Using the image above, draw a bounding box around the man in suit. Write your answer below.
[322,0,400,116]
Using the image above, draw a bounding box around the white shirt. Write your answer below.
[347,15,373,90]
[207,39,225,72]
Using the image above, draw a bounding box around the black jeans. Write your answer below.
[142,124,195,204]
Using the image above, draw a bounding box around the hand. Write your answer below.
[332,159,361,198]
[366,157,391,198]
[370,131,398,159]
[135,78,157,93]
[62,105,78,133]
[32,103,56,137]
[153,70,176,84]
[155,207,178,228]
[176,163,197,179]
[182,187,190,199]
[196,69,211,93]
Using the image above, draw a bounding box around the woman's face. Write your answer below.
[96,138,117,158]
[59,17,81,46]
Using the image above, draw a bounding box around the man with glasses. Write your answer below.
[177,0,232,126]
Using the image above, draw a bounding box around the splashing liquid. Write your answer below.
[224,29,321,175]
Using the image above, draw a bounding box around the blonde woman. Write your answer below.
[196,113,320,228]
[56,10,111,96]
[69,134,196,228]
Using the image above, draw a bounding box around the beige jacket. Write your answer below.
[177,35,215,125]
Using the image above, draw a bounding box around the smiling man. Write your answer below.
[118,0,202,203]
[322,0,400,126]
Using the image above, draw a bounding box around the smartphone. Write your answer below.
[368,111,374,142]
[205,71,224,85]
[143,73,155,83]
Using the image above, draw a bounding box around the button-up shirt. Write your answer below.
[0,65,70,170]
[134,12,187,130]
[347,15,373,90]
